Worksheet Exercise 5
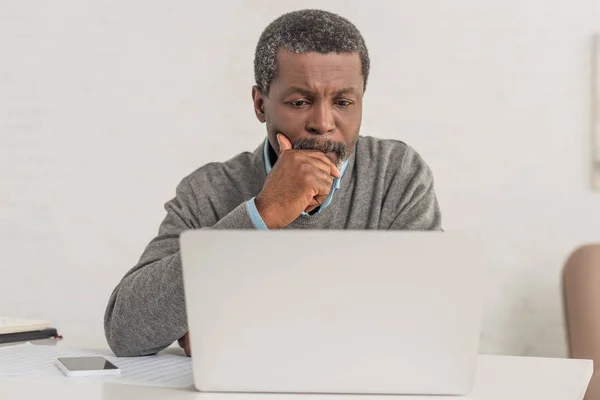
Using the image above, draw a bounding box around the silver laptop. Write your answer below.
[180,230,484,395]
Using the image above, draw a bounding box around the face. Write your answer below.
[252,49,364,167]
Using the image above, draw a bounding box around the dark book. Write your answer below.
[0,328,61,344]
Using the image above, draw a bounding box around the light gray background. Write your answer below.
[1,0,599,354]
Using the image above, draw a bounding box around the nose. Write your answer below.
[307,102,336,135]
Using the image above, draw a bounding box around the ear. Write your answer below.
[252,86,266,123]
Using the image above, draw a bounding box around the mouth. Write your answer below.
[291,137,348,167]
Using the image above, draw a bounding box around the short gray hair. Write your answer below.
[254,9,370,96]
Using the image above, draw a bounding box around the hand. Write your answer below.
[255,133,341,229]
[178,332,191,357]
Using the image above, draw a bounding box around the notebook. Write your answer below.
[0,317,52,335]
[0,328,59,344]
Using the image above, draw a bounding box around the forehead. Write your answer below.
[272,49,363,94]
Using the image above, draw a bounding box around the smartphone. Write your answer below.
[56,356,121,377]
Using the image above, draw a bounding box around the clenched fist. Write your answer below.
[255,133,341,229]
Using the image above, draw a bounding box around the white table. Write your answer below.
[0,354,593,399]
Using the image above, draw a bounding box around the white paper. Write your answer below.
[0,343,193,388]
[0,317,51,334]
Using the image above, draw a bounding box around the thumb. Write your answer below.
[277,133,292,153]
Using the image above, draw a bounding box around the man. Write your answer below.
[104,9,442,357]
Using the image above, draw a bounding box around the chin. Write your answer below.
[325,152,338,164]
[331,153,350,169]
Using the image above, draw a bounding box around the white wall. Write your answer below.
[1,0,599,354]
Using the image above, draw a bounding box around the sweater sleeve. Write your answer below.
[104,177,256,357]
[389,147,443,231]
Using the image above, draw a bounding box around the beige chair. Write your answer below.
[564,244,600,399]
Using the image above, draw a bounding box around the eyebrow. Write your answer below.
[283,86,357,97]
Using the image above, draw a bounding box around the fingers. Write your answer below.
[276,133,341,178]
[301,155,341,179]
[178,332,191,357]
[277,133,293,152]
[304,152,341,178]
[305,188,332,213]
[184,333,191,357]
[308,168,335,198]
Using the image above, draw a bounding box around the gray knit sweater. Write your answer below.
[104,136,442,356]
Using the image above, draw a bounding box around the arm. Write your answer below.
[104,177,256,357]
[105,134,343,356]
[564,244,600,399]
[389,147,442,230]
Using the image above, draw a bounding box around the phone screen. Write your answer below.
[58,357,118,371]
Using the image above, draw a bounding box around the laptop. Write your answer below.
[180,230,484,395]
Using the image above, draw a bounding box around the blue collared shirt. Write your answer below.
[245,138,349,230]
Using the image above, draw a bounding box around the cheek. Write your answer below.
[266,107,306,136]
[336,110,362,141]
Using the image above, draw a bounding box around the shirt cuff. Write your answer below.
[245,197,269,230]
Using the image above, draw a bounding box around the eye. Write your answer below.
[288,100,310,108]
[335,99,353,107]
